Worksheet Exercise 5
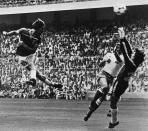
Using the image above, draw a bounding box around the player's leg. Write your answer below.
[106,79,117,117]
[26,54,37,86]
[106,75,117,101]
[36,71,53,86]
[84,90,106,121]
[106,84,114,101]
[25,53,58,88]
[27,64,37,86]
[108,80,120,128]
[25,65,62,89]
[108,80,128,128]
[108,93,120,128]
[84,76,109,121]
[36,71,63,89]
[26,65,47,83]
[17,55,36,86]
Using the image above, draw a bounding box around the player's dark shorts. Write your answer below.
[16,44,36,57]
[113,78,129,98]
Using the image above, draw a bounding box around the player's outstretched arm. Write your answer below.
[114,48,122,63]
[3,30,19,37]
[120,42,135,67]
[118,27,133,58]
[99,60,106,67]
[120,38,132,58]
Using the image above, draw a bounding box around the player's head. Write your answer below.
[32,18,45,33]
[133,48,145,66]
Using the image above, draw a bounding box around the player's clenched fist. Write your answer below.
[118,27,125,39]
[2,31,8,36]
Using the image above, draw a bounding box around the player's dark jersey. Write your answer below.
[116,38,137,82]
[16,28,41,56]
[116,60,136,82]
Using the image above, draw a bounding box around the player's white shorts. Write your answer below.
[17,53,38,80]
[17,53,37,67]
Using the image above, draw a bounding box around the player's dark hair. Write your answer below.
[32,18,45,30]
[133,48,145,66]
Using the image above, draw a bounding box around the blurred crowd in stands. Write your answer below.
[0,18,148,99]
[0,0,79,7]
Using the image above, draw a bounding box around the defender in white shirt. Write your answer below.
[84,33,124,121]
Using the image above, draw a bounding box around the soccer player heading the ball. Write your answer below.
[3,18,63,90]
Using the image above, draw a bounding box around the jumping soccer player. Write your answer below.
[108,28,145,128]
[84,29,124,121]
[3,18,62,89]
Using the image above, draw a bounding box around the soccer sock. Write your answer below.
[44,79,54,86]
[84,91,105,121]
[84,85,109,121]
[36,71,54,86]
[89,90,107,114]
[110,108,118,124]
[96,97,104,107]
[93,90,103,102]
[95,88,107,106]
[90,90,103,110]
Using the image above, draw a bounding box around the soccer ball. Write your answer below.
[113,5,127,15]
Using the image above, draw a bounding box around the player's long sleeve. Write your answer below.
[6,30,19,36]
[99,60,106,67]
[120,42,135,67]
[114,51,122,63]
[120,37,132,58]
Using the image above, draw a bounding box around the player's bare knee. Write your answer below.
[30,69,36,79]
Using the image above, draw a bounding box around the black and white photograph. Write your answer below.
[0,0,148,130]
